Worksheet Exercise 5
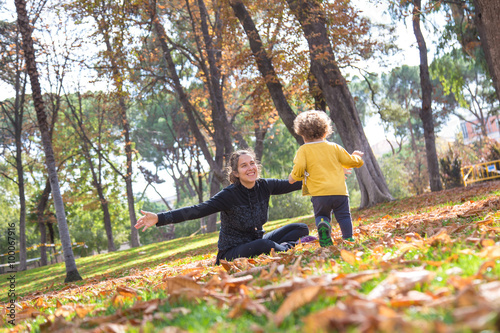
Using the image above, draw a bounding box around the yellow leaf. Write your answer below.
[340,249,358,265]
[481,239,495,247]
[75,304,95,318]
[34,297,48,309]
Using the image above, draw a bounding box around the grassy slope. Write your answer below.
[1,180,499,332]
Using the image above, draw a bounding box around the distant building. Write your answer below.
[460,115,500,144]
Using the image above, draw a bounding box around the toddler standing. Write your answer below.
[288,110,364,246]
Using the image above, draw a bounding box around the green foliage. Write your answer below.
[260,120,299,177]
[268,191,312,221]
[378,153,412,199]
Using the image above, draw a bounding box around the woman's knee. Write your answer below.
[294,223,310,237]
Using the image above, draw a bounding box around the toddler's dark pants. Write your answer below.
[311,195,352,239]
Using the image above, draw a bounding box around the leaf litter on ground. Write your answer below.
[2,180,500,332]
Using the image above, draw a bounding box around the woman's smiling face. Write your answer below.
[234,153,258,188]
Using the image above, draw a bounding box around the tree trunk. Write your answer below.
[12,33,27,271]
[474,0,500,101]
[16,130,27,271]
[197,0,232,232]
[36,179,51,266]
[286,0,393,208]
[15,0,82,282]
[229,0,304,145]
[412,0,442,192]
[39,222,47,266]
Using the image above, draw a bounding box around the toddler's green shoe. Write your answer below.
[317,219,333,247]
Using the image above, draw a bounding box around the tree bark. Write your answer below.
[286,0,393,208]
[36,179,51,266]
[15,0,82,282]
[11,32,27,271]
[196,0,232,232]
[474,0,500,101]
[412,0,442,192]
[229,0,304,145]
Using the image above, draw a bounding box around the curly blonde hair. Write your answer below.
[226,149,262,185]
[293,110,332,141]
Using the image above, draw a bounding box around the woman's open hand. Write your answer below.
[135,210,159,232]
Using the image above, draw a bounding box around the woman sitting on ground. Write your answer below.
[135,149,311,265]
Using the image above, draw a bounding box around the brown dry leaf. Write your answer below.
[455,285,486,307]
[15,306,43,322]
[367,269,434,300]
[274,285,323,326]
[475,217,494,226]
[99,290,113,297]
[478,281,500,307]
[39,314,78,333]
[222,275,253,294]
[126,298,161,315]
[166,275,202,293]
[116,285,138,298]
[448,275,475,290]
[344,270,381,284]
[111,294,126,307]
[153,308,191,321]
[219,259,232,272]
[302,305,352,333]
[54,305,75,318]
[55,299,63,308]
[228,297,270,319]
[75,304,95,318]
[94,323,128,333]
[34,297,48,309]
[476,260,495,277]
[425,260,444,267]
[453,305,496,330]
[425,229,453,246]
[180,267,204,277]
[390,290,434,308]
[153,282,169,291]
[340,249,358,265]
[82,313,123,327]
[481,239,495,247]
[477,246,500,259]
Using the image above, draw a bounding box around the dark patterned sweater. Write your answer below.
[156,178,302,256]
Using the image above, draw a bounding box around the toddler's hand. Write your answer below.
[352,150,364,158]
